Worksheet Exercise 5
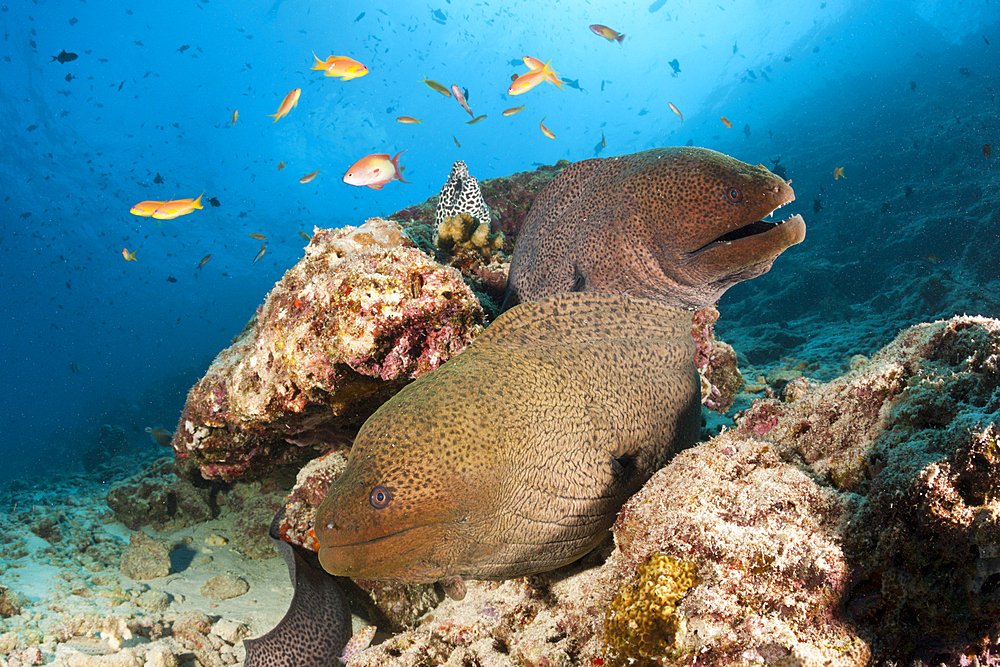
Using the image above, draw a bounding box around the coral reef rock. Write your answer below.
[120,532,171,580]
[173,219,484,480]
[327,315,1000,667]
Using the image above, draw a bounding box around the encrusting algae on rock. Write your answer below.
[171,218,484,481]
[604,553,699,666]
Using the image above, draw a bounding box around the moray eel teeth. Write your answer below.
[697,210,804,252]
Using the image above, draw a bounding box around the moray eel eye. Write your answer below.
[370,486,391,509]
[727,187,742,202]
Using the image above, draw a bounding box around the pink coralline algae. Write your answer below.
[315,315,999,667]
[172,219,484,480]
[691,305,744,414]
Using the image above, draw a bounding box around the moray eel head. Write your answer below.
[665,149,805,293]
[314,390,489,585]
[503,146,806,311]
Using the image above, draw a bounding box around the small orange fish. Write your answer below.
[590,24,625,43]
[509,59,564,95]
[522,56,565,87]
[601,131,606,148]
[502,105,526,116]
[152,193,204,220]
[130,200,165,217]
[197,254,212,270]
[421,77,451,96]
[540,117,555,139]
[834,166,846,180]
[122,247,137,261]
[231,109,238,127]
[453,135,461,147]
[342,151,411,190]
[668,102,683,123]
[720,116,732,128]
[277,160,285,170]
[249,233,267,240]
[310,53,368,80]
[339,626,376,663]
[467,114,487,125]
[396,116,422,124]
[299,169,321,184]
[269,88,301,123]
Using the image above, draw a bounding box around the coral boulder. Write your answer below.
[173,219,484,480]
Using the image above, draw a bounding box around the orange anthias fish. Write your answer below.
[342,151,412,190]
[509,60,564,95]
[518,56,566,88]
[668,102,683,123]
[299,169,321,184]
[231,109,239,127]
[540,117,555,139]
[269,88,301,122]
[502,105,526,116]
[590,24,625,43]
[277,160,286,170]
[720,116,733,128]
[451,84,474,117]
[396,116,422,124]
[834,166,846,180]
[421,77,451,96]
[310,53,368,80]
[122,247,137,261]
[130,200,166,216]
[152,193,204,219]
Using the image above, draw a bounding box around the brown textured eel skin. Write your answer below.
[501,146,806,312]
[244,509,351,667]
[314,292,701,595]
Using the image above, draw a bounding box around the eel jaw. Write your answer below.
[695,198,801,253]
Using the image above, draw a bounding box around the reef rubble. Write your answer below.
[171,218,484,481]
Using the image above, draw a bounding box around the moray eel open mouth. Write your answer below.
[694,200,804,254]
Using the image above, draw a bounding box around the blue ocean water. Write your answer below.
[1,0,997,485]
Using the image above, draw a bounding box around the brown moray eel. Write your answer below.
[501,146,806,312]
[246,147,806,659]
[314,292,701,596]
[244,509,351,667]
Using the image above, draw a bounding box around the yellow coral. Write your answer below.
[604,553,699,666]
[435,212,503,257]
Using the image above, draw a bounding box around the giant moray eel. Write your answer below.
[501,146,805,312]
[246,146,805,661]
[314,291,701,598]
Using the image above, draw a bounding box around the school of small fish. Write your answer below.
[118,19,749,284]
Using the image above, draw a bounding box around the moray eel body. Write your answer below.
[501,147,805,312]
[244,510,351,667]
[315,292,701,592]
